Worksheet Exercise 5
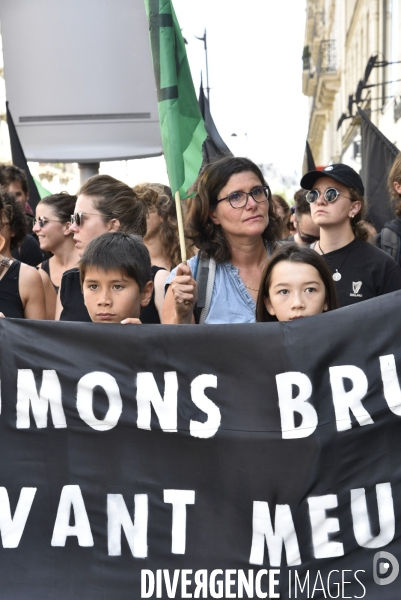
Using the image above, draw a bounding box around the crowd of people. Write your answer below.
[0,156,401,325]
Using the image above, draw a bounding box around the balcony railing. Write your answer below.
[318,40,336,74]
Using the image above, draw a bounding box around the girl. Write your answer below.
[134,183,194,271]
[256,243,338,322]
[0,191,46,319]
[301,163,401,307]
[33,192,79,319]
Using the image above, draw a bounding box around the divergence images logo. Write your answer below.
[373,551,399,585]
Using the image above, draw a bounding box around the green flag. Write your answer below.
[144,0,207,197]
[33,177,51,200]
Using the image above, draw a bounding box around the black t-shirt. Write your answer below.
[319,238,401,307]
[11,234,44,267]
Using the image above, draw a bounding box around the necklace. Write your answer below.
[318,241,354,281]
[0,255,11,279]
[245,284,259,292]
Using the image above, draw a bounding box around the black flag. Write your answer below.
[199,80,232,162]
[6,102,41,211]
[358,106,398,230]
[305,140,316,172]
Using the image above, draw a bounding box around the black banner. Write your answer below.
[1,292,401,598]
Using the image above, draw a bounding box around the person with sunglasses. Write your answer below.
[32,193,79,319]
[285,189,320,246]
[162,156,281,324]
[0,190,46,319]
[301,163,401,307]
[55,174,158,322]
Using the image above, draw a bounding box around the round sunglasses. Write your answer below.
[34,217,63,227]
[306,187,353,204]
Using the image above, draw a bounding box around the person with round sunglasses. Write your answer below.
[162,156,281,324]
[301,163,401,307]
[55,174,161,323]
[0,190,46,319]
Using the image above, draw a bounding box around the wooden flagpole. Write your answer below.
[174,190,187,264]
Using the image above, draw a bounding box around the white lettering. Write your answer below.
[164,490,195,554]
[190,375,220,439]
[107,493,148,557]
[269,570,280,598]
[209,570,223,599]
[351,483,395,548]
[255,569,267,598]
[51,485,93,547]
[17,369,66,428]
[194,569,208,598]
[76,371,122,431]
[249,501,301,566]
[164,569,180,598]
[276,372,317,439]
[308,495,344,558]
[379,354,401,416]
[0,487,36,548]
[329,365,373,431]
[137,372,178,432]
[141,570,154,598]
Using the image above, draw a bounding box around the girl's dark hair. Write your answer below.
[387,152,401,217]
[78,175,147,236]
[0,190,28,250]
[134,183,195,269]
[38,192,77,223]
[79,232,152,291]
[256,243,339,322]
[185,156,281,263]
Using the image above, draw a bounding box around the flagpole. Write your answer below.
[174,191,187,264]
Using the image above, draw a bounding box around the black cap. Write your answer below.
[300,163,364,195]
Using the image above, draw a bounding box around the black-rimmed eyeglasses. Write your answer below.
[216,185,270,209]
[306,187,353,204]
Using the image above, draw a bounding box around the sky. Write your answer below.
[172,0,310,180]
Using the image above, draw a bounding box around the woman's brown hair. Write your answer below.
[134,183,195,269]
[78,174,147,236]
[185,156,280,263]
[387,152,401,217]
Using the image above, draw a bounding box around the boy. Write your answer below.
[79,232,153,324]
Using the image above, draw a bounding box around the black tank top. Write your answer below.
[59,266,165,323]
[0,261,24,318]
[40,259,59,293]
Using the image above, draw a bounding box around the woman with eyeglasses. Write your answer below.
[55,174,156,322]
[0,190,46,319]
[301,163,401,307]
[162,156,280,324]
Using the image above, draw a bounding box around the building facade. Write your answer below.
[303,0,401,172]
